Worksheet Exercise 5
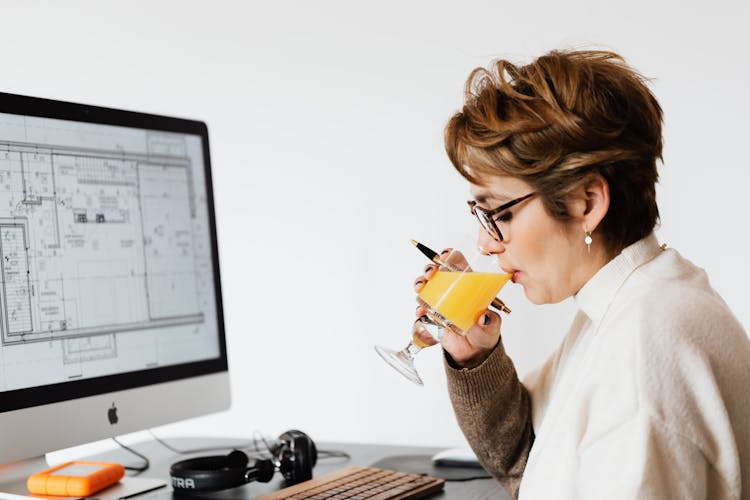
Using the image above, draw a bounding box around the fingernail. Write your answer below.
[414,279,424,287]
[482,314,491,325]
[441,249,451,256]
[415,315,429,326]
[424,265,433,273]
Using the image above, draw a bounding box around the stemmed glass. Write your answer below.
[374,244,511,385]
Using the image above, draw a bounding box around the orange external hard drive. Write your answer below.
[27,461,125,497]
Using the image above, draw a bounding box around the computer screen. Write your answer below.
[0,92,230,464]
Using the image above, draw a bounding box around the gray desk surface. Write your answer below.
[90,437,510,500]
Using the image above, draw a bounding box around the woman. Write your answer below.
[414,50,750,499]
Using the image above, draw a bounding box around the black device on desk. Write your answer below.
[167,432,446,500]
[169,430,317,492]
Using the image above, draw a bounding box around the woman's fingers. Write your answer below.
[438,326,466,354]
[413,264,438,292]
[412,317,439,347]
[465,310,502,351]
[439,310,502,368]
[413,277,426,291]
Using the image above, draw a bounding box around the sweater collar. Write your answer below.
[574,233,662,325]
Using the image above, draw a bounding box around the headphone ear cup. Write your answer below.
[276,429,317,484]
[226,449,249,468]
[291,432,313,483]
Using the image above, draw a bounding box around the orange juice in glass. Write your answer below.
[375,244,512,385]
[418,271,511,333]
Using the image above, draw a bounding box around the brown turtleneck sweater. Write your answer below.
[444,340,533,499]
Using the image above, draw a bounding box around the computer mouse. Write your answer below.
[430,447,483,468]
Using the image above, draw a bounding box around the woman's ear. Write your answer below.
[569,174,610,232]
[582,174,610,232]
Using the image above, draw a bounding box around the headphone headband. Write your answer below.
[170,452,255,491]
[169,430,316,493]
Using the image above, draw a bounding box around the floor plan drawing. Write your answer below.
[0,133,206,363]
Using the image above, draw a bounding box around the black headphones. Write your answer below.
[169,429,317,493]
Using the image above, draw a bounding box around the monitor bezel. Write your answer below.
[0,91,229,414]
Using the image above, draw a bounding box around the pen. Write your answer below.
[411,239,512,315]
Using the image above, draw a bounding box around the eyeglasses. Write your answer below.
[467,192,536,242]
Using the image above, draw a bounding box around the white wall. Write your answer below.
[3,0,748,451]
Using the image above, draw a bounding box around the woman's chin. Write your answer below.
[522,286,542,305]
[524,286,571,305]
[523,286,553,305]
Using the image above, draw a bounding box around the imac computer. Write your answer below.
[0,92,230,480]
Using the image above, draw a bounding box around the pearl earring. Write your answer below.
[584,231,592,254]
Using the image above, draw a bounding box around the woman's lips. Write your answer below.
[501,266,520,283]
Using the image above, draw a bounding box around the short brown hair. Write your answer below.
[445,50,663,255]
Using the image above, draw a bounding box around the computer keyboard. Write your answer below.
[256,465,445,499]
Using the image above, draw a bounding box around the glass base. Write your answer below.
[374,345,423,385]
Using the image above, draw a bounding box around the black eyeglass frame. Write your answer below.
[467,192,537,242]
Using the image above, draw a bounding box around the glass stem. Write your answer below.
[403,342,422,358]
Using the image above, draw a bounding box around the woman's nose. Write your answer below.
[478,227,504,255]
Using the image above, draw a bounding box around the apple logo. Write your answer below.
[108,403,119,425]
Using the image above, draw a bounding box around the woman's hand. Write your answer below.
[439,310,502,368]
[412,248,503,368]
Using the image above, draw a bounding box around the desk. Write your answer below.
[89,437,509,500]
